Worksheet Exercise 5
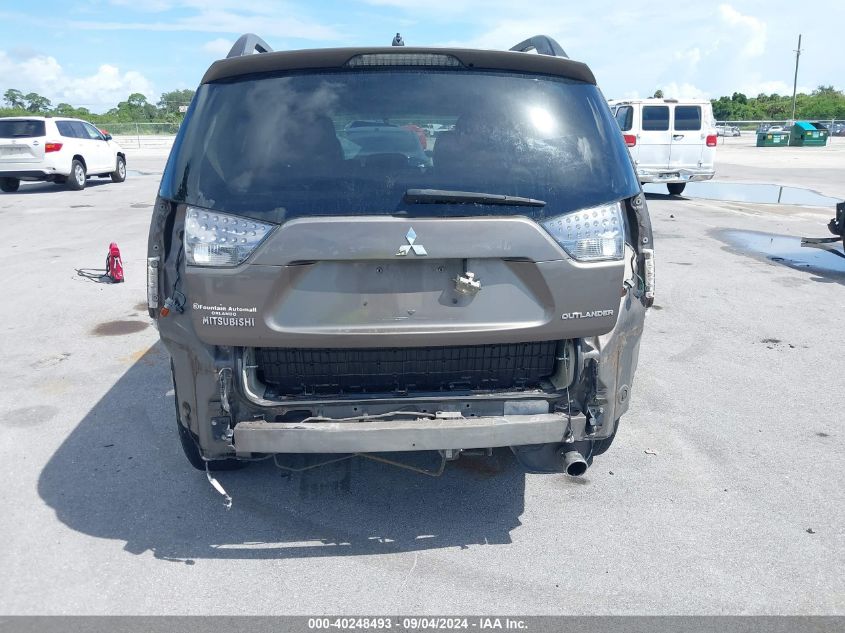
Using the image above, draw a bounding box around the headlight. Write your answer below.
[540,201,625,261]
[184,207,275,266]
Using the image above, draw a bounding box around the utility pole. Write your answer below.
[791,34,802,121]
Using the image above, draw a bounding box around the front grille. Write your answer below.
[255,341,557,396]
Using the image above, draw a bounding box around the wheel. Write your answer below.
[111,155,126,183]
[591,419,620,456]
[667,182,686,196]
[0,177,20,192]
[171,362,246,471]
[67,160,86,190]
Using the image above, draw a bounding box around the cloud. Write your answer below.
[78,2,343,40]
[437,16,584,51]
[0,51,155,111]
[659,82,710,100]
[673,47,702,68]
[202,38,233,57]
[739,80,812,97]
[718,4,766,56]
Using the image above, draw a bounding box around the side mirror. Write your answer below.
[103,133,113,141]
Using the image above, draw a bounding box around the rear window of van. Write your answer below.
[642,106,669,131]
[674,106,702,131]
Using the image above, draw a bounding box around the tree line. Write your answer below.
[1,88,196,123]
[654,85,844,121]
[4,84,845,123]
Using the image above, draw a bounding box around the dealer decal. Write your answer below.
[193,302,258,327]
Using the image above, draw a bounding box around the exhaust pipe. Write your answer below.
[560,450,588,477]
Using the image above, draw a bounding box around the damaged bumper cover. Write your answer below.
[636,166,714,183]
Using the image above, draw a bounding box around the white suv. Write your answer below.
[0,116,125,192]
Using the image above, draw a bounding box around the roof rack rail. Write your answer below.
[509,35,567,58]
[227,33,273,59]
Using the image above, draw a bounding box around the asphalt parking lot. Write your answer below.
[0,141,844,615]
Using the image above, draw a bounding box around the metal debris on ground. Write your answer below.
[205,465,232,510]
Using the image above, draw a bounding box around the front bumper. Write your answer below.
[232,412,581,455]
[637,167,714,184]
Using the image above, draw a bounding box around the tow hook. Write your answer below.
[454,271,482,295]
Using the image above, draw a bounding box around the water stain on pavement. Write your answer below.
[714,229,845,284]
[2,405,58,427]
[92,320,149,336]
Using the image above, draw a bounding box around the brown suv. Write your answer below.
[147,34,654,476]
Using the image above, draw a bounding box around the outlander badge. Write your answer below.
[396,227,427,256]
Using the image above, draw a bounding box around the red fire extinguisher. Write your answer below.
[106,242,124,283]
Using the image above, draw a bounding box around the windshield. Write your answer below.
[161,69,639,222]
[0,120,45,138]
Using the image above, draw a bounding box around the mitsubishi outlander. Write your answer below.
[147,34,655,476]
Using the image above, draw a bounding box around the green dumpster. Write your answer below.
[789,121,829,146]
[756,130,790,147]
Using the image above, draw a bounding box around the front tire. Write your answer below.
[667,182,686,196]
[111,156,126,183]
[67,160,86,191]
[171,363,247,471]
[0,177,20,193]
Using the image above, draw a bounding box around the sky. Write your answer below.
[0,0,843,112]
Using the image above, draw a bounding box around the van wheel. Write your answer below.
[111,156,126,183]
[667,182,686,196]
[171,362,247,471]
[0,177,20,192]
[67,160,86,190]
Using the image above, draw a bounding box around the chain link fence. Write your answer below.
[716,119,845,133]
[97,122,181,148]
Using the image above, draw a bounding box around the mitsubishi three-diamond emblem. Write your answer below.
[396,227,427,256]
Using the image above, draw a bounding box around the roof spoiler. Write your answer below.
[224,32,567,60]
[227,33,273,59]
[509,35,567,58]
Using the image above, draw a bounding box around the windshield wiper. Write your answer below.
[404,188,546,207]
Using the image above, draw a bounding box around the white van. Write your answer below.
[609,98,717,195]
